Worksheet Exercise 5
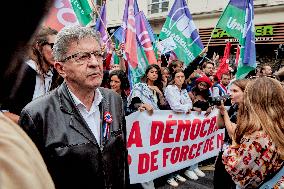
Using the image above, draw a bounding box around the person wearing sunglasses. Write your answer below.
[1,26,62,124]
[18,25,128,189]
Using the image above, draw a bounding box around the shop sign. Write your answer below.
[212,25,274,38]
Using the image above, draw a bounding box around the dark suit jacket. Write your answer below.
[19,82,127,189]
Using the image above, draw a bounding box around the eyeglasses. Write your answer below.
[42,41,54,49]
[61,50,104,63]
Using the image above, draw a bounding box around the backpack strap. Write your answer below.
[259,164,284,189]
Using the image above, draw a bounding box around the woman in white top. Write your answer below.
[164,68,192,113]
[1,27,62,123]
[164,68,192,187]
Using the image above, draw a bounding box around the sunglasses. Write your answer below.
[41,41,54,49]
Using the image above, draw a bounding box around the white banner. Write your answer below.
[126,109,224,184]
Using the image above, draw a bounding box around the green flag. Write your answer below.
[129,42,150,85]
[159,0,204,66]
[70,0,93,26]
[216,1,246,45]
[113,39,120,65]
[216,0,256,79]
[153,34,159,60]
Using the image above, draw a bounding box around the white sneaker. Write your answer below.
[193,167,205,177]
[184,170,198,180]
[175,174,186,182]
[167,178,178,187]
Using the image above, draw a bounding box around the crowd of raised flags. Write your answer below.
[69,0,256,85]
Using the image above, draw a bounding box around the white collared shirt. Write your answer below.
[26,59,53,100]
[68,88,103,145]
[164,85,193,113]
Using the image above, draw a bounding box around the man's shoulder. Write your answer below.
[23,88,59,113]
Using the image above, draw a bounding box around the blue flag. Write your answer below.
[94,2,107,43]
[113,27,123,43]
[237,0,256,79]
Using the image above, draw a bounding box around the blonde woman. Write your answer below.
[222,77,284,188]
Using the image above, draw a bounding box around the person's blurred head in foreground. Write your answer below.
[0,0,53,100]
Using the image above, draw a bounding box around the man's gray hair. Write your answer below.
[53,25,101,62]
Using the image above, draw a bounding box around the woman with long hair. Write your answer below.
[109,70,130,115]
[29,27,59,87]
[161,66,170,90]
[214,79,249,189]
[222,77,284,188]
[127,64,166,189]
[128,64,166,115]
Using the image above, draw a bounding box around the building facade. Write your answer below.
[105,0,284,69]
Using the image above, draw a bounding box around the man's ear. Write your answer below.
[54,62,66,78]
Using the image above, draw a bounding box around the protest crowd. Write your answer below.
[0,0,284,189]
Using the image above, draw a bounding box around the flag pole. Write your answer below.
[105,32,116,44]
[206,2,229,48]
[90,1,113,43]
[206,25,217,48]
[204,56,215,64]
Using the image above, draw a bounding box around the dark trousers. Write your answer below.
[213,151,236,189]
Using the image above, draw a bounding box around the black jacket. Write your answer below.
[19,83,127,189]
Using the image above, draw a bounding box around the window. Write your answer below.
[95,0,103,6]
[148,0,169,14]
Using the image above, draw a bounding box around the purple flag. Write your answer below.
[230,0,246,10]
[139,11,156,43]
[122,0,139,43]
[243,0,255,66]
[95,2,107,43]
